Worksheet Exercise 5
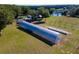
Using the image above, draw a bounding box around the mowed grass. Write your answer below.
[43,16,79,53]
[0,16,79,54]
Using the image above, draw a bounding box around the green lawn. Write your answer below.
[0,16,79,54]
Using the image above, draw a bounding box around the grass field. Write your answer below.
[0,16,79,54]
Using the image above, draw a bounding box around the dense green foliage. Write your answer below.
[21,6,31,15]
[64,6,79,17]
[0,5,22,34]
[0,11,6,34]
[27,9,37,16]
[49,8,56,14]
[37,7,50,18]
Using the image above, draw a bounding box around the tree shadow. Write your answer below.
[17,27,55,46]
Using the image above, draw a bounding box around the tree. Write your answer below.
[37,7,50,18]
[0,5,15,24]
[0,4,20,36]
[74,7,79,16]
[0,11,7,36]
[66,7,79,17]
[27,9,36,16]
[68,7,77,17]
[10,5,23,18]
[21,6,31,15]
[49,8,56,14]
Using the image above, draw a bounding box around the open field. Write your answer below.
[0,16,79,54]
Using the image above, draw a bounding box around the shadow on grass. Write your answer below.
[17,27,55,46]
